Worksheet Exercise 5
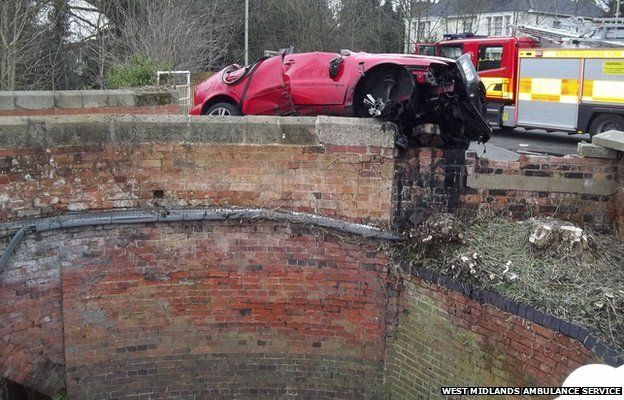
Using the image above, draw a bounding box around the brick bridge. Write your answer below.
[0,112,622,399]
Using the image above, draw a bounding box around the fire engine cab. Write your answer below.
[424,35,624,137]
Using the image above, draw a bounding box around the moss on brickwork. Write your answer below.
[385,278,598,399]
[385,281,519,400]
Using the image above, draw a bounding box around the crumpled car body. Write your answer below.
[190,50,491,148]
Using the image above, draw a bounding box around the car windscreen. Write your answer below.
[440,46,463,59]
[418,46,436,56]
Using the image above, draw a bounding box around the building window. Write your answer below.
[462,18,473,33]
[494,16,503,36]
[505,15,512,35]
[486,16,504,36]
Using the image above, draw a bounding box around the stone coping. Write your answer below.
[592,130,624,153]
[0,89,175,111]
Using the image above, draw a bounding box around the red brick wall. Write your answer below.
[0,231,65,395]
[0,104,180,117]
[3,218,613,399]
[0,143,394,225]
[3,221,389,398]
[465,153,616,227]
[394,148,618,230]
[385,276,599,399]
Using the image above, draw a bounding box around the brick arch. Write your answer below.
[2,218,392,398]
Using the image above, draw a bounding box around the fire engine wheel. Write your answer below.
[590,114,624,138]
[205,102,242,116]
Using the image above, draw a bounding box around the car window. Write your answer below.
[478,45,503,71]
[440,46,463,59]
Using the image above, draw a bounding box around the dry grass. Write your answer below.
[403,211,624,351]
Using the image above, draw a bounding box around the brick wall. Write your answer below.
[393,148,466,226]
[394,148,618,230]
[465,152,617,228]
[385,276,599,399]
[1,117,621,398]
[2,220,389,399]
[2,116,620,231]
[0,231,66,395]
[0,143,393,225]
[0,116,395,226]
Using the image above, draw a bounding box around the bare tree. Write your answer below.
[241,0,338,61]
[395,0,435,52]
[283,0,338,51]
[118,0,239,72]
[64,0,116,87]
[0,0,48,90]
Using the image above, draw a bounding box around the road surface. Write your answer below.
[485,127,590,156]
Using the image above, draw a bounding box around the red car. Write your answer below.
[191,49,491,148]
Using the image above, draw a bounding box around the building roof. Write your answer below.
[422,0,607,18]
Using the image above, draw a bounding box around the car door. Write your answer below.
[241,55,295,115]
[283,52,349,105]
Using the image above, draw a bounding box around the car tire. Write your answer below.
[205,102,242,116]
[589,113,624,139]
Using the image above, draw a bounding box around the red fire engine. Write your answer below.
[418,35,624,137]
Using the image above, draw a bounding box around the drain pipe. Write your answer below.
[0,226,28,272]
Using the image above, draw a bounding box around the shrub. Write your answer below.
[106,55,170,88]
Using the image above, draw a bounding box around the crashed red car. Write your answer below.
[191,50,491,148]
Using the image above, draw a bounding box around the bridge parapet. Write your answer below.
[0,115,395,225]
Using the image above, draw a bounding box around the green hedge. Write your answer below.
[106,55,171,89]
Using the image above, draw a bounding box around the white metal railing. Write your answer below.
[156,70,191,114]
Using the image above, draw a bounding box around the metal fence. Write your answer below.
[156,70,191,114]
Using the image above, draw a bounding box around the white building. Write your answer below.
[405,0,607,52]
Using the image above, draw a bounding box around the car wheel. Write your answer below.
[590,113,624,138]
[205,102,242,116]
